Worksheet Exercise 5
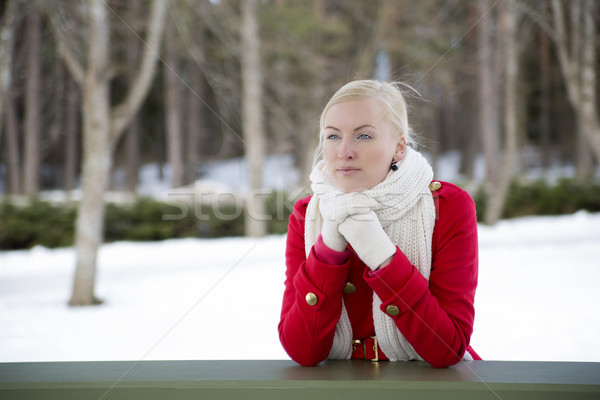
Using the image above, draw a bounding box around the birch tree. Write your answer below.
[47,0,167,306]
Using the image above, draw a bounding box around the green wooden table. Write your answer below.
[1,360,599,399]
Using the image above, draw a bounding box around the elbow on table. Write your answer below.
[429,357,461,369]
[291,355,322,367]
[279,331,324,367]
[282,343,324,367]
[426,347,467,369]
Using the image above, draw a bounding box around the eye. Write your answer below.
[326,133,341,140]
[357,133,372,140]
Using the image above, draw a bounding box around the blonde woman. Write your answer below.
[278,80,481,367]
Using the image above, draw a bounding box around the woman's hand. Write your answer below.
[318,193,376,252]
[338,210,396,270]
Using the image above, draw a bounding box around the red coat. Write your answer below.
[278,181,481,368]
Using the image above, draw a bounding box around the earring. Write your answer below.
[390,160,398,171]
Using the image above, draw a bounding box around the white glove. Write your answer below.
[338,210,396,270]
[318,193,376,252]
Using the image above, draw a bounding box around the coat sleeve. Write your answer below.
[278,198,349,366]
[364,187,479,368]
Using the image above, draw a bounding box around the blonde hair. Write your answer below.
[314,80,417,166]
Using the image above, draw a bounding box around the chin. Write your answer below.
[335,181,369,193]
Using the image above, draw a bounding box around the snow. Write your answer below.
[1,211,599,363]
[137,154,300,199]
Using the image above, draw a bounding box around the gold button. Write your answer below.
[305,292,318,306]
[344,282,357,294]
[385,305,400,316]
[429,181,441,191]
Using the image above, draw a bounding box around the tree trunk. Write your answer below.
[125,0,142,193]
[575,125,594,178]
[24,6,41,195]
[576,0,599,166]
[241,0,266,237]
[125,109,141,192]
[163,16,184,188]
[485,0,519,225]
[64,73,79,192]
[70,0,111,306]
[478,0,503,224]
[4,85,20,194]
[186,61,203,184]
[0,0,17,148]
[478,0,500,185]
[539,28,551,170]
[569,0,592,179]
[458,2,479,182]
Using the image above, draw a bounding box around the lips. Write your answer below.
[337,166,360,176]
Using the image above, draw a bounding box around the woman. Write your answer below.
[278,80,481,368]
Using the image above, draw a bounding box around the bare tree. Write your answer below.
[125,0,142,193]
[551,0,600,163]
[478,0,501,201]
[485,0,520,225]
[520,0,600,163]
[63,71,79,192]
[47,0,167,306]
[163,14,184,188]
[23,5,41,195]
[241,0,266,237]
[185,33,203,184]
[457,3,481,182]
[0,0,17,149]
[3,85,20,194]
[538,27,551,170]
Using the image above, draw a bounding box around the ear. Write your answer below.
[394,137,407,162]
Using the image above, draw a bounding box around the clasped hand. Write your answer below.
[319,193,396,270]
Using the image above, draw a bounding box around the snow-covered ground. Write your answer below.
[1,211,599,363]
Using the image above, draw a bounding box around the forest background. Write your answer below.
[0,0,599,306]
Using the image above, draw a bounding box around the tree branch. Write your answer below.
[110,0,167,145]
[513,0,557,42]
[43,2,85,87]
[551,0,579,105]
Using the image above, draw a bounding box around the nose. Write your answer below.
[338,138,355,159]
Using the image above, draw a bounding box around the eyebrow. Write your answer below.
[324,124,376,132]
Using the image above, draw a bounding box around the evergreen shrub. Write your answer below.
[0,193,292,250]
[473,178,600,222]
[1,178,597,250]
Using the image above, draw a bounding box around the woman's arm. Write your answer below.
[278,198,349,366]
[364,187,478,368]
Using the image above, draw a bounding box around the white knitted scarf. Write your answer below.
[305,148,436,361]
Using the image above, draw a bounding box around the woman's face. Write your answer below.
[322,97,406,192]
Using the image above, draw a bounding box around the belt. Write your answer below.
[351,336,388,361]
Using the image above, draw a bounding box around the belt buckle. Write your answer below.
[367,336,379,362]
